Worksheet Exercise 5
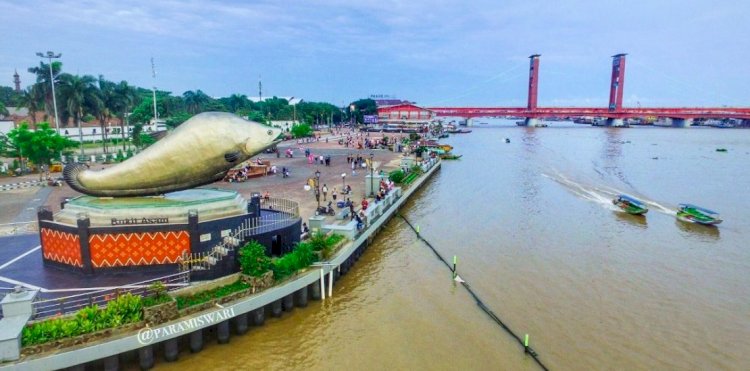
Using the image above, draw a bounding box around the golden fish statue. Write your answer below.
[64,112,282,197]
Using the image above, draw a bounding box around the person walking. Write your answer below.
[322,184,328,201]
[332,187,338,201]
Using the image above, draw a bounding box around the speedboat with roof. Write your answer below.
[612,195,649,215]
[676,204,722,225]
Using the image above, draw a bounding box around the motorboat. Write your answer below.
[612,195,649,215]
[505,138,511,143]
[676,204,722,225]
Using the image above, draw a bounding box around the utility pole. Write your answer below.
[151,57,158,125]
[36,51,63,161]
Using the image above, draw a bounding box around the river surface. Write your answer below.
[154,121,750,370]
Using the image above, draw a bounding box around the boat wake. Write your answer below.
[542,171,676,216]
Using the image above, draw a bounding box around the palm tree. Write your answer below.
[28,61,63,121]
[183,90,210,114]
[96,76,118,153]
[225,94,248,113]
[15,87,45,127]
[58,74,101,156]
[113,81,138,151]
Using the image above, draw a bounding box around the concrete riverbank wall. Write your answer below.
[2,159,441,371]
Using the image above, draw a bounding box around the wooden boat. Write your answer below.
[676,204,722,225]
[440,154,462,160]
[612,195,648,215]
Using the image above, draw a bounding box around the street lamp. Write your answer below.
[369,153,375,197]
[36,51,63,160]
[315,170,321,208]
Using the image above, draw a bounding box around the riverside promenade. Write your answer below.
[0,130,440,370]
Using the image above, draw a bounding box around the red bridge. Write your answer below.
[426,54,750,125]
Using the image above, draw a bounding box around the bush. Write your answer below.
[143,281,172,307]
[271,242,318,281]
[290,123,313,138]
[21,293,143,346]
[389,170,405,183]
[174,279,250,309]
[238,241,271,277]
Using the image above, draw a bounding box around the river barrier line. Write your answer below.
[399,215,551,371]
[1,160,442,370]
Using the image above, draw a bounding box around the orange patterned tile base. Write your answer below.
[89,231,190,268]
[40,228,83,267]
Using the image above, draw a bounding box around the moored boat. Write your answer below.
[612,195,649,215]
[676,204,722,225]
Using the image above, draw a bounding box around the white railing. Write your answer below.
[178,198,299,272]
[31,271,190,320]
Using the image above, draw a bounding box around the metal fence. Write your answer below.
[31,271,190,320]
[179,198,299,273]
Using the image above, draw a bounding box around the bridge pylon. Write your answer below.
[527,54,541,111]
[609,53,627,111]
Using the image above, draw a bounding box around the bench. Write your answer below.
[336,208,351,220]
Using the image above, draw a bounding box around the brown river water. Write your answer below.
[151,122,750,370]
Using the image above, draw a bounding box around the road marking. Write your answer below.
[0,245,41,271]
[0,275,43,291]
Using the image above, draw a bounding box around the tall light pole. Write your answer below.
[150,58,158,125]
[315,170,321,208]
[37,51,62,161]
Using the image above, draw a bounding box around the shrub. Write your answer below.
[389,170,405,183]
[308,232,328,252]
[21,293,142,346]
[238,240,272,277]
[174,279,250,309]
[271,242,318,281]
[143,281,172,307]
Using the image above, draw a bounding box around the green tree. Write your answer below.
[183,90,210,114]
[0,101,7,117]
[0,86,21,106]
[290,123,313,138]
[139,133,156,148]
[113,81,138,151]
[131,123,143,147]
[14,87,45,126]
[347,98,377,125]
[96,76,117,153]
[4,123,77,166]
[165,111,192,128]
[28,61,63,120]
[58,74,102,154]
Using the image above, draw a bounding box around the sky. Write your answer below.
[1,0,749,108]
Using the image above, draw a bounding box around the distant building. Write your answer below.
[377,103,435,124]
[373,99,413,107]
[0,107,160,141]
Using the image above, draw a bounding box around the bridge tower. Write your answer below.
[524,54,541,127]
[608,53,627,111]
[527,54,540,110]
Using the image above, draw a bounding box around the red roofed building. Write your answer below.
[377,103,435,124]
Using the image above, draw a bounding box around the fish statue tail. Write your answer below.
[63,163,89,195]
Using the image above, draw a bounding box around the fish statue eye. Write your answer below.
[267,130,273,135]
